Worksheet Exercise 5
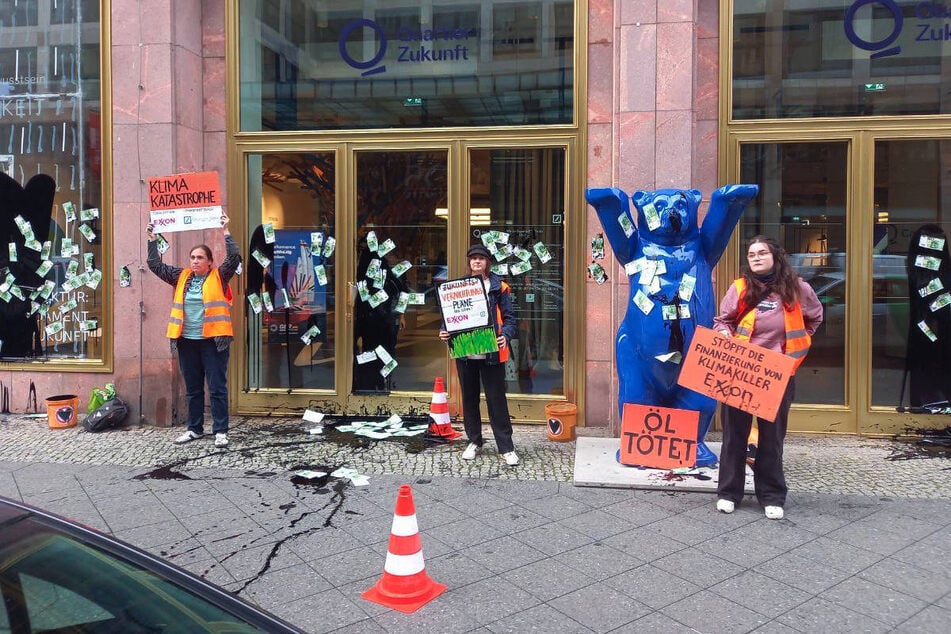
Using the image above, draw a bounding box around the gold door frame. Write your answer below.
[719,1,951,435]
[224,2,588,423]
[227,136,584,422]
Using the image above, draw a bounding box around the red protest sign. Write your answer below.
[620,404,699,469]
[147,171,222,233]
[677,325,795,422]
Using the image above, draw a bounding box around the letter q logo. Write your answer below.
[338,19,387,76]
[844,0,903,59]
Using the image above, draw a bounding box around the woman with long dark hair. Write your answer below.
[713,235,823,519]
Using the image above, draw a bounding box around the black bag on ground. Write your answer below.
[82,398,130,432]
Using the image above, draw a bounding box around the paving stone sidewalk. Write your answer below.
[1,414,950,632]
[0,414,949,497]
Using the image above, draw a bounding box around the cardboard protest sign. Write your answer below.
[677,325,795,422]
[437,276,498,358]
[147,171,222,233]
[620,404,699,469]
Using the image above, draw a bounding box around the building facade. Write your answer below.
[1,0,948,437]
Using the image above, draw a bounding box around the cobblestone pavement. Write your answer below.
[0,414,949,498]
[2,415,951,633]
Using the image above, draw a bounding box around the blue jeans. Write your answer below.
[176,338,230,435]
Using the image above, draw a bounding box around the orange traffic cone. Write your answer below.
[362,485,447,613]
[426,377,462,441]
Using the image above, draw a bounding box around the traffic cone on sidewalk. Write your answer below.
[426,377,462,441]
[362,485,447,613]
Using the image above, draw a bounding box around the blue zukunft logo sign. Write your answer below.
[845,1,951,59]
[338,18,477,77]
[845,0,904,58]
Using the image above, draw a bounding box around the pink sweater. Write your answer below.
[713,279,824,354]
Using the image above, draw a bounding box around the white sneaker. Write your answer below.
[716,499,735,514]
[174,430,202,444]
[765,506,784,520]
[462,443,479,460]
[502,451,519,466]
[214,433,229,448]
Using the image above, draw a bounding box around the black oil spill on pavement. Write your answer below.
[233,479,351,594]
[322,415,451,454]
[132,436,325,482]
[133,463,192,481]
[287,463,335,491]
[160,543,205,559]
[889,426,951,463]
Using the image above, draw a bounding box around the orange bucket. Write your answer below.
[46,394,79,429]
[545,402,577,441]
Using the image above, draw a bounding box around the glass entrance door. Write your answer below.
[871,139,951,411]
[238,143,571,419]
[469,148,567,398]
[732,139,861,432]
[738,141,850,414]
[244,151,338,394]
[352,150,449,395]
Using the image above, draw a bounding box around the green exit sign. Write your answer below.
[404,97,423,107]
[864,83,886,92]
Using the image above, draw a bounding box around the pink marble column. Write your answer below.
[585,0,720,432]
[107,0,228,425]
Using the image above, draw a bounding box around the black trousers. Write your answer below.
[717,377,795,507]
[455,358,515,454]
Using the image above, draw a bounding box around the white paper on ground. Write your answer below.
[302,409,325,423]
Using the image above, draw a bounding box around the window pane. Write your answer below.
[872,139,951,409]
[238,0,574,130]
[472,148,565,397]
[740,143,848,405]
[246,153,337,391]
[354,151,448,393]
[0,0,103,361]
[733,1,951,118]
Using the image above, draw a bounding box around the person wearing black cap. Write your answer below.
[439,244,520,465]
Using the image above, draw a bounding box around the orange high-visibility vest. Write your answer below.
[733,279,810,371]
[166,268,234,339]
[495,281,511,363]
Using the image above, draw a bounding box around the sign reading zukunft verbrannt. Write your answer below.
[437,276,498,359]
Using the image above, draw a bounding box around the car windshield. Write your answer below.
[0,516,267,633]
[807,274,845,303]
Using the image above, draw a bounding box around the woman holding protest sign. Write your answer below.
[438,244,520,465]
[713,235,822,519]
[146,214,241,448]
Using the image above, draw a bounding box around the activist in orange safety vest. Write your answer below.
[712,235,823,521]
[147,214,241,449]
[438,244,519,466]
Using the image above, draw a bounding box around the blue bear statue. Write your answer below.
[585,185,759,467]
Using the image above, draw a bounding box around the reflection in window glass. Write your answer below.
[0,526,267,631]
[733,1,951,118]
[0,0,38,26]
[354,151,448,394]
[471,148,565,397]
[246,153,336,391]
[238,0,574,130]
[872,140,951,409]
[0,1,103,361]
[740,143,848,405]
